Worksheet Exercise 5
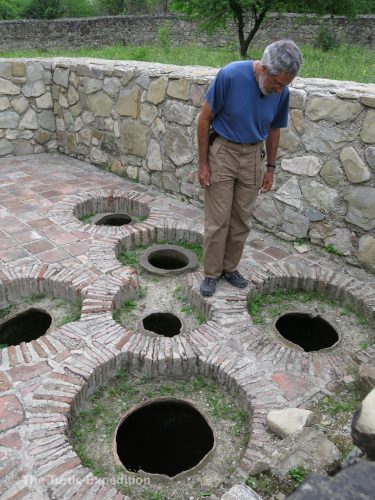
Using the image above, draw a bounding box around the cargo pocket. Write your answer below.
[255,146,266,188]
[208,139,224,185]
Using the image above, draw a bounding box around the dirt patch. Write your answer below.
[115,242,204,336]
[70,373,250,499]
[115,272,204,336]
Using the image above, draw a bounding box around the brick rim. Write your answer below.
[46,189,162,237]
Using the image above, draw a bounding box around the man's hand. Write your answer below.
[260,168,274,193]
[198,162,210,187]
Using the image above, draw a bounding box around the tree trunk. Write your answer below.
[238,8,268,58]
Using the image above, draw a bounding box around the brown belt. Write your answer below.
[211,130,260,146]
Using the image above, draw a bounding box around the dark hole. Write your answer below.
[326,461,342,477]
[143,312,181,337]
[96,214,132,226]
[116,400,214,477]
[275,312,339,352]
[0,308,52,347]
[149,250,188,270]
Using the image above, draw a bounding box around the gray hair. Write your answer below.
[261,40,302,76]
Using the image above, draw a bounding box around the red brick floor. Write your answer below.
[0,154,374,498]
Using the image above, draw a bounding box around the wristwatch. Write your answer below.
[266,163,276,169]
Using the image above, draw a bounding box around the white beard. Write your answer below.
[259,73,276,96]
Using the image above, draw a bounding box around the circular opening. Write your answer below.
[139,244,198,276]
[275,312,339,352]
[115,399,214,477]
[96,214,132,226]
[149,249,189,270]
[0,307,52,347]
[142,312,182,337]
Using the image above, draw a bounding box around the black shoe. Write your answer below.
[221,270,247,288]
[200,277,217,296]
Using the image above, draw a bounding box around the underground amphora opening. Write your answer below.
[96,214,132,226]
[139,245,198,276]
[274,312,339,352]
[115,399,215,478]
[0,308,52,347]
[141,312,183,337]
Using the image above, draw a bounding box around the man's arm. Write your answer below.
[260,127,280,193]
[197,100,215,187]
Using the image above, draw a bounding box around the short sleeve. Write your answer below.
[205,69,229,115]
[271,89,289,129]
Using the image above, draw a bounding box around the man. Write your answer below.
[197,39,302,297]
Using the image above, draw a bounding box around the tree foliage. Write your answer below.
[22,0,65,19]
[172,0,370,58]
[91,0,168,15]
[0,0,94,19]
[0,0,26,19]
[62,0,94,17]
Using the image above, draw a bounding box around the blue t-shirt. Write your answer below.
[205,60,289,143]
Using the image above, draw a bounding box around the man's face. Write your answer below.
[259,68,294,96]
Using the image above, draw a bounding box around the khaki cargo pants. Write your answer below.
[203,135,265,278]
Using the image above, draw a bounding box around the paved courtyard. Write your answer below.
[0,153,374,499]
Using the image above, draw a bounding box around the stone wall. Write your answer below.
[1,57,375,270]
[0,60,57,156]
[0,13,374,52]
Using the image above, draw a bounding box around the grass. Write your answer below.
[195,311,205,325]
[247,288,367,326]
[78,213,95,224]
[113,300,137,323]
[0,305,12,318]
[118,244,147,267]
[325,243,344,256]
[171,239,203,263]
[313,375,368,462]
[25,294,46,304]
[174,285,183,300]
[56,302,82,327]
[245,463,310,497]
[289,463,310,488]
[318,378,368,427]
[246,471,295,497]
[0,44,373,83]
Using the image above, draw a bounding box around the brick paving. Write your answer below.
[0,153,374,498]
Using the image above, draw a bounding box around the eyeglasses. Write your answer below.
[266,72,293,90]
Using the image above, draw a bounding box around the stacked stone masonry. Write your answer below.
[1,57,375,270]
[0,14,374,52]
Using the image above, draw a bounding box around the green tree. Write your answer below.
[0,0,25,19]
[92,0,154,15]
[62,0,94,17]
[356,0,375,13]
[21,0,94,19]
[22,0,65,19]
[172,0,363,58]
